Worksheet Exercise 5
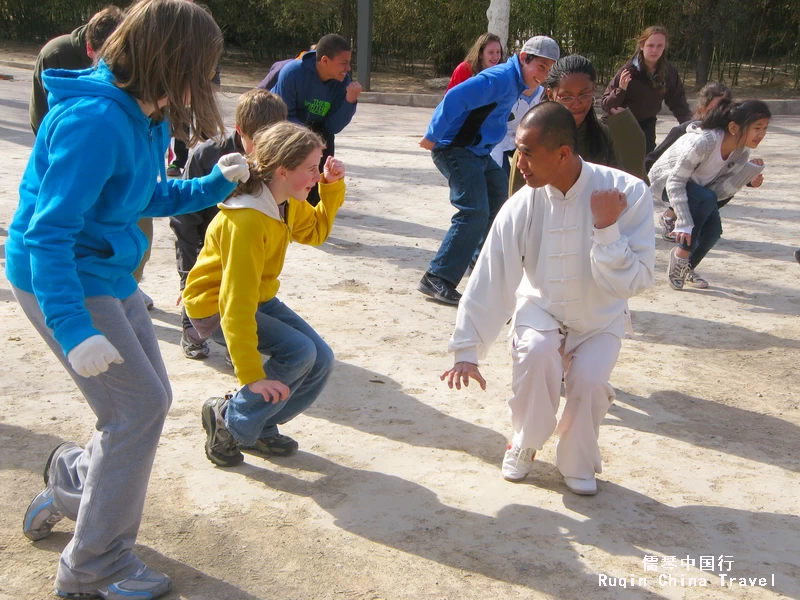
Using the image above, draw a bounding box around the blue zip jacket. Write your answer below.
[272,51,357,135]
[425,54,531,156]
[6,61,236,356]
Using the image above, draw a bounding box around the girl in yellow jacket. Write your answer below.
[182,121,346,467]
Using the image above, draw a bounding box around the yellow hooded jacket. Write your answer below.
[183,177,345,386]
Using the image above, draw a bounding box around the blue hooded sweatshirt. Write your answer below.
[6,61,237,356]
[424,54,531,156]
[272,51,357,135]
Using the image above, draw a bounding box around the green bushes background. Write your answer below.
[2,0,798,87]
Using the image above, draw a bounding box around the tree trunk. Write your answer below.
[486,0,510,50]
[342,0,352,44]
[696,28,714,87]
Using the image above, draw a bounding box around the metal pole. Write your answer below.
[357,0,374,91]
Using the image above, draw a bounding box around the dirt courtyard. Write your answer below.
[0,65,798,600]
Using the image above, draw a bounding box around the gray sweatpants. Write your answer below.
[13,286,172,594]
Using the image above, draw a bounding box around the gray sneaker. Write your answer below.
[181,332,210,360]
[667,247,690,290]
[23,486,64,541]
[659,211,677,242]
[56,564,171,599]
[201,397,244,467]
[685,268,709,289]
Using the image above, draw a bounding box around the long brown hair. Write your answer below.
[464,33,502,75]
[634,25,669,89]
[100,0,224,145]
[234,122,324,197]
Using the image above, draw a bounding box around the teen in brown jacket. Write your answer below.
[601,26,691,153]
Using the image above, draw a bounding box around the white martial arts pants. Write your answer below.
[509,327,621,480]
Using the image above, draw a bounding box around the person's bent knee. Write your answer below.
[687,182,718,205]
[293,337,318,372]
[567,369,610,392]
[138,384,171,424]
[513,328,561,362]
[315,342,335,375]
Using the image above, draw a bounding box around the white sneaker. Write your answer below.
[564,476,598,495]
[502,444,536,482]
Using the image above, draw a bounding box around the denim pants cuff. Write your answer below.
[224,411,257,447]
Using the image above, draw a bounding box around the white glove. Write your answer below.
[67,335,124,378]
[217,153,250,183]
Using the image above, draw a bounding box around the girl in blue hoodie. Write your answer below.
[7,2,250,598]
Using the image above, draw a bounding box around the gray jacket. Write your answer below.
[649,124,758,230]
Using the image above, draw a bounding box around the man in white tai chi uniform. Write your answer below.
[441,102,655,495]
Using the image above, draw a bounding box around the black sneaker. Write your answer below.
[794,248,800,264]
[418,273,461,305]
[181,332,210,360]
[201,397,244,467]
[166,162,182,177]
[241,433,299,458]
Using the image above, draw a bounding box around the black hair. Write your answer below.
[544,54,610,164]
[316,34,351,61]
[700,99,771,144]
[519,102,577,152]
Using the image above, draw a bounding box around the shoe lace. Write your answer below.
[670,256,690,280]
[508,445,533,463]
[213,404,239,454]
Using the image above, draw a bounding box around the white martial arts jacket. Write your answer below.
[450,159,655,364]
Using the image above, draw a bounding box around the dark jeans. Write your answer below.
[172,138,189,169]
[666,182,721,269]
[428,147,508,285]
[638,117,658,154]
[169,205,220,289]
[501,149,515,179]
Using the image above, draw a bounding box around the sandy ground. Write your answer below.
[0,64,798,600]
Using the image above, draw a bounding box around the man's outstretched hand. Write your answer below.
[441,361,486,391]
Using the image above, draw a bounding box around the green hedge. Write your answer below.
[3,0,799,86]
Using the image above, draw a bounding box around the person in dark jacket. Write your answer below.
[171,89,288,360]
[508,54,646,196]
[417,36,559,305]
[272,34,361,206]
[601,26,691,153]
[257,45,317,92]
[30,5,123,135]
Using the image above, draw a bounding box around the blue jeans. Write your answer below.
[225,297,335,446]
[428,147,508,285]
[666,181,722,269]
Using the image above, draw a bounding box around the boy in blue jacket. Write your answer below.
[418,36,559,305]
[271,33,361,205]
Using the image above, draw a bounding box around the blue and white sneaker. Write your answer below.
[22,486,63,541]
[56,565,172,599]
